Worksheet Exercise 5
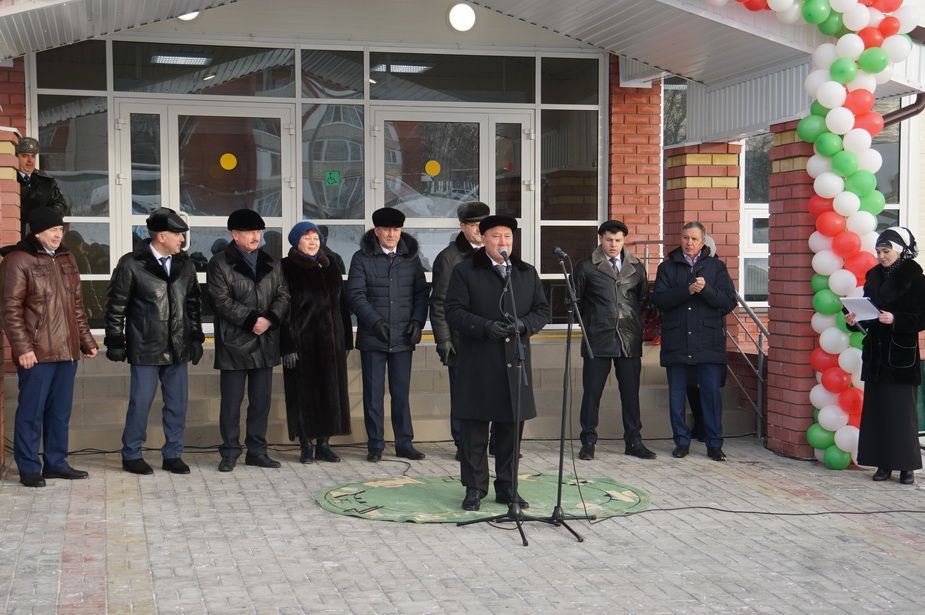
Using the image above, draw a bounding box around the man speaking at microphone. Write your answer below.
[445,215,550,511]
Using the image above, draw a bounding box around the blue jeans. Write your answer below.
[122,363,189,460]
[14,361,78,476]
[667,363,724,448]
[360,350,414,451]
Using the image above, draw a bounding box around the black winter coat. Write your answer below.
[346,230,428,353]
[445,249,551,422]
[18,171,69,237]
[104,243,204,365]
[280,248,353,440]
[857,259,925,385]
[207,243,290,370]
[652,246,736,367]
[573,246,648,359]
[430,232,478,365]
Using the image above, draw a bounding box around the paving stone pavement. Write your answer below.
[1,436,924,614]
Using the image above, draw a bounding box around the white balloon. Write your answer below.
[861,231,879,253]
[847,211,877,234]
[867,8,884,29]
[809,230,834,253]
[838,347,863,374]
[829,269,859,295]
[820,327,850,355]
[833,191,861,216]
[819,404,849,431]
[830,0,856,12]
[805,69,831,99]
[857,148,883,173]
[813,250,844,276]
[777,3,803,23]
[847,71,877,92]
[768,0,795,10]
[813,44,839,71]
[894,5,920,34]
[882,35,912,63]
[810,383,840,409]
[814,172,845,199]
[705,0,730,5]
[826,107,855,135]
[843,3,871,31]
[812,312,838,334]
[843,128,872,154]
[814,447,827,463]
[846,285,865,298]
[852,371,865,389]
[874,63,894,84]
[807,154,833,179]
[835,33,865,60]
[816,80,847,108]
[834,425,860,454]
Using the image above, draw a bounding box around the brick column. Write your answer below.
[765,120,815,458]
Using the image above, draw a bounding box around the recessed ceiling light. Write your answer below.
[151,54,211,66]
[177,11,200,21]
[370,63,432,74]
[203,74,216,81]
[448,3,476,32]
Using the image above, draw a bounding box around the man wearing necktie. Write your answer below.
[572,220,656,461]
[104,208,204,475]
[14,137,69,238]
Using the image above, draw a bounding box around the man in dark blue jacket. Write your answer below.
[346,208,428,462]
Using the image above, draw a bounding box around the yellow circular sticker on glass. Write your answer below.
[424,160,441,177]
[220,153,238,171]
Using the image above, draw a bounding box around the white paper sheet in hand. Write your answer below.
[840,296,880,321]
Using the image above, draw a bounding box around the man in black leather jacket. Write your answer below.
[15,137,69,237]
[105,208,204,476]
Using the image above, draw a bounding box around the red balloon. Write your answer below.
[879,16,901,38]
[811,347,841,373]
[854,111,884,137]
[844,252,878,284]
[816,211,847,237]
[743,0,768,10]
[832,230,861,258]
[822,367,852,393]
[848,412,862,427]
[839,388,864,416]
[859,0,875,6]
[873,0,903,13]
[858,27,885,49]
[843,89,875,115]
[808,195,835,218]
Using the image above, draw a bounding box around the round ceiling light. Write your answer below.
[177,11,200,21]
[448,3,476,32]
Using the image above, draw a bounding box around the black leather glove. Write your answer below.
[372,320,391,344]
[485,320,509,340]
[106,347,126,362]
[190,342,203,366]
[282,352,298,369]
[502,315,527,336]
[436,341,456,365]
[406,322,423,345]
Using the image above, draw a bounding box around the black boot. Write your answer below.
[299,440,314,464]
[315,438,341,463]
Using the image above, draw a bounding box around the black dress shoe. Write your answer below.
[162,458,190,474]
[218,457,236,472]
[367,450,382,462]
[395,446,425,460]
[872,467,892,481]
[462,487,485,511]
[245,453,281,468]
[454,447,461,462]
[625,442,657,460]
[706,446,727,462]
[315,441,341,463]
[671,445,689,458]
[578,443,595,460]
[495,490,529,509]
[43,464,89,479]
[900,470,915,485]
[122,458,154,475]
[20,473,46,488]
[299,444,314,464]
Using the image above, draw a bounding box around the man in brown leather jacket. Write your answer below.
[0,207,98,487]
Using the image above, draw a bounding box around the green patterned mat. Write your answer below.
[317,473,650,523]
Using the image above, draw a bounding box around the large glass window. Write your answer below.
[36,41,107,91]
[741,133,772,304]
[302,104,365,219]
[302,49,364,99]
[541,57,598,105]
[663,77,687,147]
[540,110,598,222]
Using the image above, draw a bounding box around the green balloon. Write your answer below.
[811,273,830,293]
[823,444,852,470]
[831,150,858,177]
[859,190,885,215]
[810,101,830,117]
[797,115,827,143]
[813,289,842,315]
[818,11,844,36]
[807,423,836,449]
[829,57,858,84]
[859,48,889,75]
[802,0,832,25]
[835,311,850,332]
[845,170,878,197]
[815,132,843,157]
[850,331,865,349]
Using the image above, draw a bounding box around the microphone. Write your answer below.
[552,246,568,259]
[499,248,511,264]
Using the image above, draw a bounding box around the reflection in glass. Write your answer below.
[752,218,769,244]
[37,41,107,91]
[302,104,364,219]
[496,123,522,218]
[384,120,479,218]
[317,225,364,273]
[37,95,109,216]
[64,223,110,274]
[539,226,597,274]
[876,209,899,233]
[744,133,773,204]
[873,98,901,204]
[542,280,574,324]
[744,258,769,302]
[113,42,295,97]
[302,50,364,99]
[82,281,109,329]
[131,114,162,214]
[540,110,598,221]
[400,228,464,273]
[178,115,282,217]
[541,57,598,105]
[663,77,688,147]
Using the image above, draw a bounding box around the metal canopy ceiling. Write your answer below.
[0,0,238,60]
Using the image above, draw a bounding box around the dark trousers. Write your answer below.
[14,361,78,476]
[579,355,643,445]
[459,419,522,496]
[219,367,273,459]
[122,363,189,460]
[448,365,463,446]
[360,350,414,451]
[667,363,724,448]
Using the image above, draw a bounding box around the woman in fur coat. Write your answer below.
[280,221,353,462]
